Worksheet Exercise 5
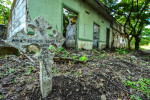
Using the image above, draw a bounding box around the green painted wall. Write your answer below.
[28,0,110,48]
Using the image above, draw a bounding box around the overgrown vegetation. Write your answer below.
[123,78,150,99]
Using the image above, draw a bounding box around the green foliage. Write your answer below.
[0,94,2,99]
[123,78,150,99]
[0,0,11,24]
[115,48,128,55]
[79,53,88,62]
[66,71,72,74]
[14,78,17,83]
[26,66,34,75]
[9,67,15,74]
[53,67,60,74]
[72,56,78,60]
[49,45,55,50]
[101,0,150,49]
[130,95,142,100]
[100,53,106,58]
[49,45,56,53]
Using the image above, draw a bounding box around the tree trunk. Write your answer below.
[135,35,141,50]
[128,40,131,50]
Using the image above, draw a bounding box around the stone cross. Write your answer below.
[5,17,65,98]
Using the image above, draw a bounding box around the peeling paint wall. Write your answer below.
[7,0,27,38]
[78,40,93,50]
[28,0,111,50]
[111,22,128,48]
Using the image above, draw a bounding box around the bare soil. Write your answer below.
[0,50,150,100]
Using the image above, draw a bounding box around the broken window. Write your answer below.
[93,23,100,48]
[63,7,78,48]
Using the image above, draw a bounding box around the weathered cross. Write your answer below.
[5,17,65,98]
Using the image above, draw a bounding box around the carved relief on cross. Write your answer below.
[5,17,65,98]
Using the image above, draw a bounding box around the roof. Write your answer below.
[84,0,114,22]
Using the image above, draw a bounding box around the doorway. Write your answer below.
[93,23,100,48]
[106,28,110,48]
[63,6,78,48]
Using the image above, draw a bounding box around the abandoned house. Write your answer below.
[6,0,128,50]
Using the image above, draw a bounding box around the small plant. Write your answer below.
[9,68,15,74]
[49,45,56,52]
[14,78,17,83]
[79,70,82,75]
[66,71,72,74]
[72,56,78,60]
[0,73,3,77]
[100,53,106,58]
[0,94,2,99]
[73,72,77,77]
[89,72,92,76]
[26,66,34,75]
[53,67,60,74]
[115,48,128,55]
[62,51,69,57]
[131,94,142,100]
[79,53,88,62]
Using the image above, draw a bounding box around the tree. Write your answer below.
[101,0,150,50]
[0,0,11,25]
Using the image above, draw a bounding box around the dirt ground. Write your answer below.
[0,49,150,100]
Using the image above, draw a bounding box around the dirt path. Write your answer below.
[142,49,150,53]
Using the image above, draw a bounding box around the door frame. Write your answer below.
[61,3,79,49]
[93,22,100,49]
[106,28,110,48]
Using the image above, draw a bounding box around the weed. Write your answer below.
[0,73,3,77]
[0,94,2,99]
[62,51,69,57]
[53,67,60,74]
[19,66,23,69]
[100,53,106,58]
[9,68,15,74]
[131,94,142,100]
[89,72,92,76]
[14,78,17,83]
[66,71,72,74]
[115,48,128,55]
[49,45,56,52]
[79,70,82,75]
[127,76,131,79]
[73,72,77,77]
[26,66,34,75]
[27,69,33,75]
[79,53,88,62]
[123,78,150,99]
[72,56,78,60]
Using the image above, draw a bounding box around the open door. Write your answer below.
[93,23,100,48]
[106,28,110,48]
[63,7,78,48]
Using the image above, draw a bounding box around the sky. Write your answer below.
[145,25,150,28]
